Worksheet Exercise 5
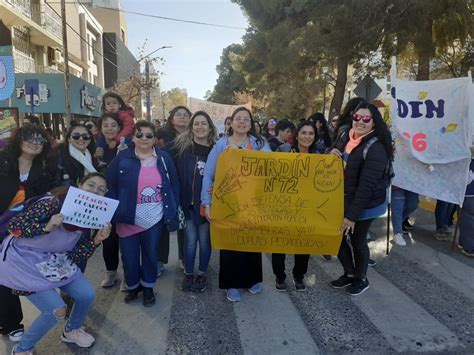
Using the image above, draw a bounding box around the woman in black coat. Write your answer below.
[0,124,55,342]
[330,102,394,296]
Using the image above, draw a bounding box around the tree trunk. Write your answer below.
[328,57,349,118]
[415,18,433,81]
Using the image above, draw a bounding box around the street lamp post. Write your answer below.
[322,66,328,117]
[137,46,172,122]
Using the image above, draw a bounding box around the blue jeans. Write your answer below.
[184,219,211,275]
[119,221,163,289]
[459,196,474,250]
[391,187,419,235]
[435,200,455,230]
[15,273,95,352]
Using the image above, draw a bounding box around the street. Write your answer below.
[1,208,474,354]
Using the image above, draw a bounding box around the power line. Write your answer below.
[45,2,246,30]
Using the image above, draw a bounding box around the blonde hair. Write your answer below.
[173,111,217,158]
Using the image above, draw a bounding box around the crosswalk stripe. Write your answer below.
[232,253,320,354]
[316,257,464,352]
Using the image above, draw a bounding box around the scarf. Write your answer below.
[344,128,374,154]
[68,144,97,175]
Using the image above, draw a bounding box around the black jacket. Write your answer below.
[344,133,388,222]
[0,150,57,214]
[331,124,351,152]
[55,143,99,187]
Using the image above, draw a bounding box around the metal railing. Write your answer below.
[3,0,32,18]
[36,66,62,74]
[31,3,62,40]
[13,48,35,73]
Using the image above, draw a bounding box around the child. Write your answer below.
[96,93,135,155]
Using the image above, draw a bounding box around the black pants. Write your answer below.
[0,285,23,333]
[102,224,119,271]
[158,228,185,263]
[271,253,310,280]
[337,219,374,280]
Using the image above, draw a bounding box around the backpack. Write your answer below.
[0,193,52,243]
[362,137,395,188]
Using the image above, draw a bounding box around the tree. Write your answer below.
[159,88,188,119]
[208,44,247,104]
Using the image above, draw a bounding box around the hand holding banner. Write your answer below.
[60,187,119,229]
[210,149,344,255]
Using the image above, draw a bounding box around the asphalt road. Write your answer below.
[1,209,473,354]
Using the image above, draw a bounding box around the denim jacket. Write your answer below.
[106,147,180,227]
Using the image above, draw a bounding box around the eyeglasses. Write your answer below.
[85,124,95,130]
[135,132,154,140]
[70,133,92,141]
[352,113,373,123]
[23,136,47,145]
[83,181,108,195]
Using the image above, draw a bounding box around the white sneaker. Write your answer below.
[100,271,117,288]
[61,327,95,347]
[393,233,407,246]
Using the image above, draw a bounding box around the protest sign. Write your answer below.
[0,107,18,137]
[210,149,344,255]
[188,97,251,134]
[390,77,473,205]
[60,187,119,229]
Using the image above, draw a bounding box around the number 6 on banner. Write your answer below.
[412,133,427,152]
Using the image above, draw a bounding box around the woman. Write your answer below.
[107,121,180,307]
[56,123,99,187]
[330,102,393,296]
[329,114,340,143]
[0,173,112,354]
[268,119,295,152]
[0,125,55,343]
[167,111,217,292]
[202,107,271,302]
[273,121,317,292]
[83,119,100,141]
[330,97,366,153]
[262,117,277,138]
[156,106,192,271]
[95,113,130,288]
[308,113,332,153]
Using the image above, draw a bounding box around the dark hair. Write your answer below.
[228,107,264,148]
[102,92,127,113]
[98,112,123,132]
[263,117,278,132]
[338,97,366,133]
[293,120,317,153]
[254,120,262,134]
[7,124,51,161]
[275,119,296,136]
[23,115,41,126]
[133,120,156,137]
[79,172,106,185]
[308,113,332,147]
[83,118,97,128]
[166,106,192,128]
[65,122,96,154]
[354,102,394,161]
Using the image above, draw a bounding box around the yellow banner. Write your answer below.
[210,149,344,255]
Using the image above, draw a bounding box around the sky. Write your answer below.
[122,0,249,99]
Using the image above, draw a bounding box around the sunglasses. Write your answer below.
[24,136,47,145]
[135,132,154,140]
[71,133,92,141]
[352,113,373,123]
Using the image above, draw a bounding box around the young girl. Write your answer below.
[96,93,135,152]
[0,173,112,354]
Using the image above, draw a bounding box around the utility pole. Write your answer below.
[61,0,72,128]
[145,58,151,122]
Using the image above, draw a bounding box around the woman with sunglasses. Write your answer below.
[202,107,271,302]
[56,123,99,187]
[107,121,180,307]
[330,102,394,296]
[156,106,192,273]
[0,173,111,354]
[0,125,55,344]
[164,111,217,292]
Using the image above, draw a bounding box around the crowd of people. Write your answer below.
[0,92,473,354]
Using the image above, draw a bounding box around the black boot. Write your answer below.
[143,287,156,307]
[124,286,142,303]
